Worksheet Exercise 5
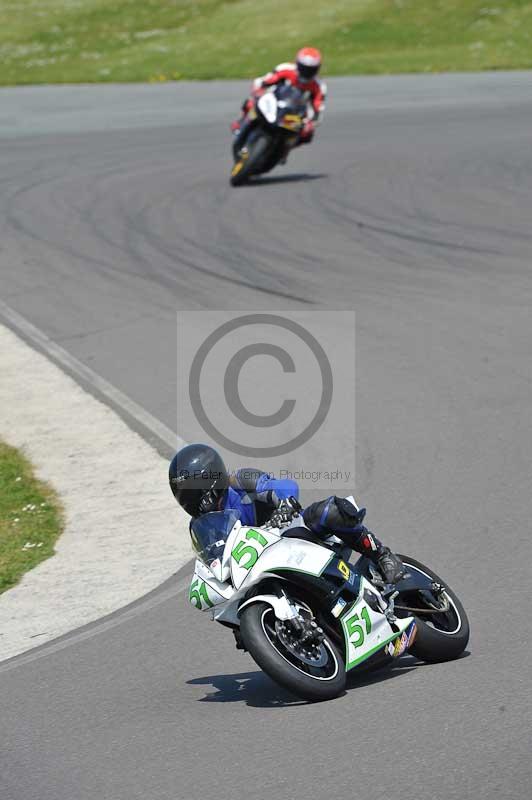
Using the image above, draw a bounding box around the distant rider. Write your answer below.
[231,47,327,151]
[169,444,405,584]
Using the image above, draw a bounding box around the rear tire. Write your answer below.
[239,601,346,701]
[399,556,470,663]
[230,136,270,186]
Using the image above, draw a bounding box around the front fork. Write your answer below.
[232,118,257,161]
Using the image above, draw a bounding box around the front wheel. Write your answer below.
[398,555,470,663]
[230,135,270,186]
[239,600,346,701]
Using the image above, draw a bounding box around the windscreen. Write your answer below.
[274,83,306,112]
[190,510,239,567]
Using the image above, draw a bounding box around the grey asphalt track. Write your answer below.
[1,73,532,800]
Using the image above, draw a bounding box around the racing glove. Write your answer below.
[266,496,302,530]
[300,120,315,143]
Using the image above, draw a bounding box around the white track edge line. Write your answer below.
[0,298,185,452]
[0,297,189,670]
[0,578,189,674]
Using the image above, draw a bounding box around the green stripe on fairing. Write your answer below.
[344,627,408,671]
[319,554,335,576]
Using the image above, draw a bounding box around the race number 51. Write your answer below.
[344,605,372,648]
[231,529,268,570]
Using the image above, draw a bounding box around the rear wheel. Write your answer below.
[397,556,470,662]
[239,600,346,701]
[230,135,270,186]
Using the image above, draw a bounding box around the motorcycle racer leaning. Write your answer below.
[169,444,405,586]
[231,47,327,151]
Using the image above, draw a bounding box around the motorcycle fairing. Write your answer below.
[210,535,336,626]
[279,113,303,131]
[257,92,277,124]
[321,555,360,593]
[188,559,234,612]
[247,536,335,584]
[341,577,414,671]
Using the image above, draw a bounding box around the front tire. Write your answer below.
[230,135,270,186]
[239,601,346,701]
[398,555,470,663]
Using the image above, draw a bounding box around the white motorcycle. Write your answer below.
[188,503,470,701]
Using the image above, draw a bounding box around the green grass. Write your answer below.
[0,1,531,85]
[0,441,63,594]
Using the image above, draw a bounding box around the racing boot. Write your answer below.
[356,530,406,584]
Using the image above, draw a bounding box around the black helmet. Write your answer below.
[169,444,229,518]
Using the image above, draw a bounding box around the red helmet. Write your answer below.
[296,47,322,82]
